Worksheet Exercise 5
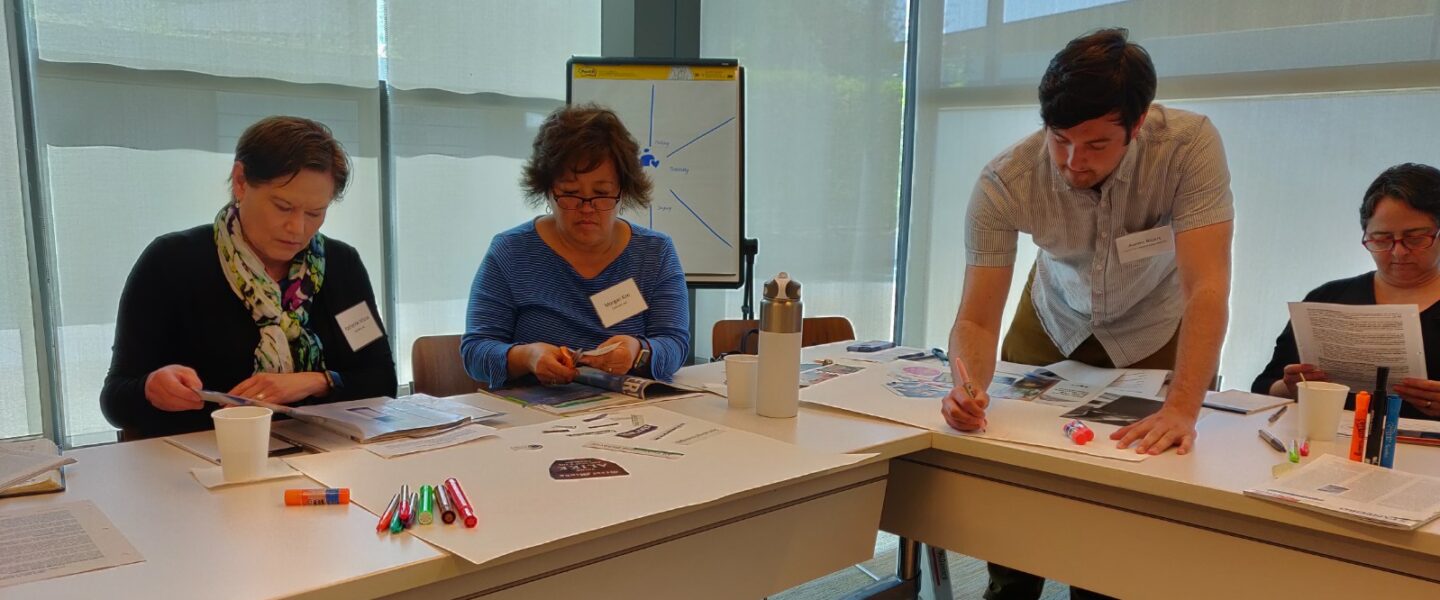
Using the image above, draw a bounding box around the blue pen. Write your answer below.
[1380,393,1402,468]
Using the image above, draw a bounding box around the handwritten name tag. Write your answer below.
[336,301,383,351]
[590,278,648,328]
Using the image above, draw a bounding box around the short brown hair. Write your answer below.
[232,116,350,200]
[521,104,652,209]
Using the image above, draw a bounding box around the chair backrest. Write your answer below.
[411,334,485,397]
[710,316,857,360]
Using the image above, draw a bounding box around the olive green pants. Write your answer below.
[987,266,1181,600]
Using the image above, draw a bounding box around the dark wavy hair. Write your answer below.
[231,116,350,200]
[521,103,652,209]
[1360,163,1440,229]
[1039,28,1156,141]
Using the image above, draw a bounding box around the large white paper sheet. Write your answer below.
[284,406,872,565]
[0,501,144,588]
[801,361,1151,462]
[1288,301,1426,393]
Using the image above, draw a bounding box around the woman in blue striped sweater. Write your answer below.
[461,104,690,388]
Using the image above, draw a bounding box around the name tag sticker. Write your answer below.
[590,278,648,328]
[1116,226,1175,264]
[336,301,383,351]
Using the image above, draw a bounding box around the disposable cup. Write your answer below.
[724,354,759,409]
[1297,381,1349,442]
[212,406,273,481]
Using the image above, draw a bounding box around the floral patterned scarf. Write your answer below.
[214,203,326,373]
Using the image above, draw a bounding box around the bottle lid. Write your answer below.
[763,272,802,301]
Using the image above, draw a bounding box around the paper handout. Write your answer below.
[1288,301,1426,393]
[0,501,144,588]
[1244,454,1440,529]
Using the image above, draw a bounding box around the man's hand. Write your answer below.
[1111,405,1197,455]
[941,387,989,432]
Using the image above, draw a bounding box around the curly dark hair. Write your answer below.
[520,103,653,209]
[1039,28,1156,141]
[231,115,350,200]
[1360,163,1440,230]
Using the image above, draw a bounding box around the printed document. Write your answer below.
[1244,454,1440,529]
[1288,302,1426,393]
[0,501,143,588]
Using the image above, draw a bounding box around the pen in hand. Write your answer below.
[953,355,979,400]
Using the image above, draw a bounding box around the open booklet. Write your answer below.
[200,391,496,443]
[0,438,74,497]
[485,367,701,415]
[1244,454,1440,530]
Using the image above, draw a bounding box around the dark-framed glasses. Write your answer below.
[1362,230,1440,252]
[553,194,620,211]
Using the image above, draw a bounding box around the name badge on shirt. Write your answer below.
[336,301,383,351]
[1116,226,1175,264]
[591,278,648,328]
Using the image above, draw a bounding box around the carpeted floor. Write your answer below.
[772,533,1070,600]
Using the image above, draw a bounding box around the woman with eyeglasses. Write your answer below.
[460,104,689,388]
[1253,163,1440,419]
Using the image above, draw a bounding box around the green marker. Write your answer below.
[418,485,436,525]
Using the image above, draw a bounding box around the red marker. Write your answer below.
[444,477,478,528]
[396,484,412,525]
[375,491,401,532]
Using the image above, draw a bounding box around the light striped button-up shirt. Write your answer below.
[965,105,1234,367]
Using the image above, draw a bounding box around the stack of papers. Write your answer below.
[1245,454,1440,529]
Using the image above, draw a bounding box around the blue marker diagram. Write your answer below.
[572,66,741,279]
[648,83,737,250]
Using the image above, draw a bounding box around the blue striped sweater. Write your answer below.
[461,218,690,387]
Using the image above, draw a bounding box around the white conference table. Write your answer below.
[2,379,928,599]
[880,389,1440,598]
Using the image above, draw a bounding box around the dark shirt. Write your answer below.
[100,225,397,438]
[1251,271,1440,420]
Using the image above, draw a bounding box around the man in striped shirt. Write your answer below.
[940,27,1234,600]
[942,29,1233,456]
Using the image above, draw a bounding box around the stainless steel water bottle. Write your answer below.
[756,272,802,418]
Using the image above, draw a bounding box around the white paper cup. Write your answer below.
[724,354,759,409]
[212,406,273,481]
[1297,381,1349,442]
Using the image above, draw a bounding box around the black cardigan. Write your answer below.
[1251,271,1440,420]
[100,225,397,438]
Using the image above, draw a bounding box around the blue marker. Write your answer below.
[1380,393,1402,468]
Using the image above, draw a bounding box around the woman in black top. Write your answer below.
[1253,163,1440,420]
[100,116,397,439]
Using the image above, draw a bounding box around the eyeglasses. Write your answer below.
[1362,230,1440,252]
[552,194,620,211]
